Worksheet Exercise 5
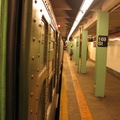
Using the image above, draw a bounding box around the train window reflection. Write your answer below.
[40,17,48,69]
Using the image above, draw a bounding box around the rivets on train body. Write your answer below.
[36,83,39,87]
[30,92,33,97]
[33,37,35,42]
[38,54,40,57]
[40,9,42,12]
[34,0,37,3]
[30,110,33,114]
[37,68,40,72]
[39,24,41,27]
[38,39,41,43]
[36,112,38,115]
[32,56,35,60]
[31,75,34,79]
[33,18,36,23]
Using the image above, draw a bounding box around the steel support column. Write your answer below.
[94,10,109,97]
[80,30,88,73]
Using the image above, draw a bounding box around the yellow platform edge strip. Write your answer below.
[59,69,68,120]
[66,52,93,120]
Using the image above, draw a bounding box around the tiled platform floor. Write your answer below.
[60,51,120,120]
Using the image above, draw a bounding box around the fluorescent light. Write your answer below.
[67,0,94,40]
[81,0,94,11]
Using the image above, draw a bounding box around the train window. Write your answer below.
[49,59,54,74]
[49,61,53,73]
[51,27,55,38]
[48,26,55,74]
[52,58,54,71]
[50,41,54,49]
[52,75,55,88]
[40,17,48,68]
[50,27,55,49]
[48,79,52,103]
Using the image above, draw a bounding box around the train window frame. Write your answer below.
[50,25,55,49]
[50,25,55,39]
[41,16,48,66]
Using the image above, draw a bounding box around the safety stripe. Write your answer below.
[66,52,93,120]
[59,69,68,120]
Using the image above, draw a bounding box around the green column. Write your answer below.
[77,27,82,73]
[0,0,8,120]
[94,10,109,97]
[71,41,74,60]
[77,41,81,73]
[75,37,79,65]
[80,30,88,73]
[73,38,76,61]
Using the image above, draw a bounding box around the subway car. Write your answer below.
[0,0,63,120]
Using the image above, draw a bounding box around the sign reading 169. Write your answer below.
[98,35,108,47]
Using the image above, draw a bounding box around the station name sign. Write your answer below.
[98,35,108,47]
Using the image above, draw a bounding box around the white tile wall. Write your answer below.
[87,42,96,61]
[87,41,120,73]
[107,41,120,72]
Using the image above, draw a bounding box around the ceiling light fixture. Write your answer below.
[67,0,94,41]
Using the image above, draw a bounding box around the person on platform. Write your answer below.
[70,46,73,60]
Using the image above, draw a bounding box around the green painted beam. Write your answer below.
[73,39,76,61]
[80,30,88,73]
[77,28,82,73]
[75,37,79,65]
[94,10,109,97]
[77,41,81,73]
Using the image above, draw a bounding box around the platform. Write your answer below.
[60,51,120,120]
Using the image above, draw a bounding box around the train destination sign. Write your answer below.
[98,35,108,47]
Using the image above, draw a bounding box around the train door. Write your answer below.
[27,14,49,120]
[37,17,48,120]
[55,33,61,93]
[47,26,57,120]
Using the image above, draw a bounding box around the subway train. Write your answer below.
[0,0,63,120]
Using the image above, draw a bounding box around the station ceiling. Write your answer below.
[50,0,120,39]
[50,0,83,38]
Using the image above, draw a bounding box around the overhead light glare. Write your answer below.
[67,0,94,41]
[81,0,94,11]
[109,37,120,41]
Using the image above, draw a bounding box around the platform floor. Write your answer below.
[59,51,120,120]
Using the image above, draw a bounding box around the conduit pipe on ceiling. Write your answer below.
[67,0,94,41]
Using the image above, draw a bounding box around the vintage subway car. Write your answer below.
[0,0,63,120]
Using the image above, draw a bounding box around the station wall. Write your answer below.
[87,40,120,75]
[107,41,120,73]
